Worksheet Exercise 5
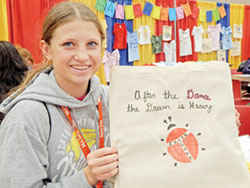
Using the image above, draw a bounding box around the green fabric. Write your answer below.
[213,9,220,22]
[151,34,162,54]
[95,0,107,12]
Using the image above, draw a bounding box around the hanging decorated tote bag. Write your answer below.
[109,62,250,188]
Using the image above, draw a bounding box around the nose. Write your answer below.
[74,47,89,62]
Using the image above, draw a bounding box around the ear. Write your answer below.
[40,40,52,60]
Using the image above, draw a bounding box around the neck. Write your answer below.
[55,77,89,99]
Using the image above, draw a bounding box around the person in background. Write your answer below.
[16,44,34,70]
[0,2,118,188]
[0,41,28,124]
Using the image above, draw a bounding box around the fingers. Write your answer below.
[85,147,119,184]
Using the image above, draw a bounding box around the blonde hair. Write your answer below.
[11,1,105,96]
[15,44,34,65]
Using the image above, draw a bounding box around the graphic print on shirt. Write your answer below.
[161,116,206,167]
[52,117,110,182]
[138,25,151,45]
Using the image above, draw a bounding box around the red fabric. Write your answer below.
[6,0,65,65]
[113,23,127,49]
[176,0,197,62]
[242,5,250,61]
[235,105,250,136]
[155,0,175,62]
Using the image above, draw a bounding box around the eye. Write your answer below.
[63,42,73,47]
[88,41,98,47]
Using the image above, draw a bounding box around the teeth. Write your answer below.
[72,65,88,70]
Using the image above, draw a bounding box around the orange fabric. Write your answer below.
[160,7,169,21]
[218,5,226,18]
[182,2,192,17]
[242,5,250,61]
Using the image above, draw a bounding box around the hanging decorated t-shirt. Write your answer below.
[124,5,135,20]
[199,9,206,22]
[207,23,221,51]
[176,6,184,20]
[127,31,140,62]
[113,23,127,49]
[151,34,162,54]
[143,1,153,16]
[164,40,176,62]
[133,3,143,18]
[152,5,161,20]
[218,5,226,19]
[192,25,204,52]
[233,24,243,39]
[104,1,115,17]
[169,8,176,21]
[115,4,124,19]
[221,26,233,50]
[182,2,192,17]
[163,25,172,41]
[191,6,199,19]
[102,49,120,83]
[138,25,151,45]
[95,0,107,12]
[206,11,213,23]
[160,7,169,21]
[213,9,220,22]
[179,28,192,56]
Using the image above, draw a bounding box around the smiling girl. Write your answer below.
[0,2,118,188]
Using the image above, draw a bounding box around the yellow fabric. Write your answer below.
[124,5,135,20]
[229,4,245,69]
[197,1,217,62]
[0,0,9,41]
[70,0,107,84]
[133,0,155,66]
[199,9,206,22]
[152,5,161,20]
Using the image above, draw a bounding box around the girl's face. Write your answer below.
[41,19,102,97]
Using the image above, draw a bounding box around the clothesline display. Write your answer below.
[95,0,227,23]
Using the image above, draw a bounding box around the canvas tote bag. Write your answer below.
[109,62,250,188]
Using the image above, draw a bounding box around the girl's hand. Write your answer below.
[84,147,119,186]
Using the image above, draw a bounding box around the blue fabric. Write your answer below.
[217,3,230,62]
[105,0,133,66]
[127,31,140,62]
[221,26,233,50]
[206,11,213,23]
[143,2,153,16]
[169,8,176,21]
[104,2,115,17]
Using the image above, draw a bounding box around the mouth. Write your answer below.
[71,65,90,70]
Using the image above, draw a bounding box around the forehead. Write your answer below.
[52,19,100,40]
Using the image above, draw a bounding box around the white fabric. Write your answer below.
[192,25,204,52]
[138,25,151,45]
[207,23,221,51]
[102,49,120,82]
[179,28,192,56]
[163,25,172,41]
[110,62,250,188]
[233,24,243,39]
[164,40,176,62]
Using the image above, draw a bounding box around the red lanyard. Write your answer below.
[61,96,104,188]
